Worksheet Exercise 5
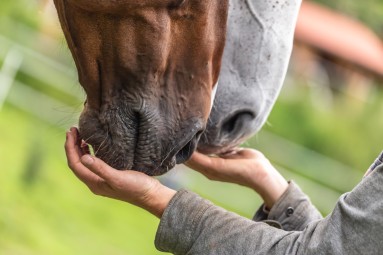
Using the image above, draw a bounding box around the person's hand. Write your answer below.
[64,127,176,218]
[186,149,288,209]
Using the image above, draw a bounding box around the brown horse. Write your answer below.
[54,0,301,176]
[54,0,229,175]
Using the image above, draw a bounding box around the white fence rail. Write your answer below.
[0,48,23,110]
[0,34,83,127]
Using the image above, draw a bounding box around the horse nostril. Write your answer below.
[175,130,203,164]
[195,130,203,141]
[221,111,255,137]
[168,0,186,9]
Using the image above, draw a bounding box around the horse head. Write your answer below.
[198,0,301,155]
[54,0,229,175]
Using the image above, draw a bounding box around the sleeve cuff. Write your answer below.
[253,181,323,231]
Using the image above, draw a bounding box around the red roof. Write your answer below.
[295,1,383,77]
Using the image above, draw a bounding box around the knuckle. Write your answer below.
[89,185,103,196]
[110,179,123,191]
[255,151,266,159]
[93,161,106,175]
[247,149,264,158]
[91,180,108,195]
[67,161,75,170]
[217,158,227,167]
[205,171,218,181]
[253,160,263,169]
[96,179,109,191]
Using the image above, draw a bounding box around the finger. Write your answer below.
[81,140,91,155]
[69,127,85,157]
[71,126,81,143]
[69,127,81,145]
[80,155,120,184]
[219,148,245,159]
[221,149,264,160]
[186,152,227,174]
[65,130,81,163]
[65,131,103,185]
[187,151,254,180]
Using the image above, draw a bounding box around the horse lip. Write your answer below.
[146,160,176,176]
[159,127,202,166]
[144,126,202,175]
[175,136,199,164]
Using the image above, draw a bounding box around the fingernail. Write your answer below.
[81,155,94,166]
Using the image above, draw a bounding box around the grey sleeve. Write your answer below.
[253,181,323,231]
[155,165,383,255]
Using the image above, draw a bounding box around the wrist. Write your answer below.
[144,182,176,218]
[247,162,288,209]
[260,177,288,209]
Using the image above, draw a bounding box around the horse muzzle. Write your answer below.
[78,101,205,176]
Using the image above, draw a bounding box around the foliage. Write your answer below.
[0,106,162,255]
[0,0,40,29]
[263,83,383,171]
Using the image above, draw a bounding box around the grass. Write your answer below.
[263,83,383,171]
[0,104,163,255]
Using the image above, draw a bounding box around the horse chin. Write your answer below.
[118,160,175,176]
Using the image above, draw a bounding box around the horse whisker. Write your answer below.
[94,128,109,156]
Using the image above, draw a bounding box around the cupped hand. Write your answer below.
[64,127,176,218]
[186,149,288,209]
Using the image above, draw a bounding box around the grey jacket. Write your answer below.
[155,152,383,254]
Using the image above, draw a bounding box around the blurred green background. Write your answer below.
[1,0,382,254]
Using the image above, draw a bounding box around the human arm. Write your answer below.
[186,150,322,231]
[65,128,383,254]
[186,149,289,209]
[156,163,383,254]
[64,127,176,218]
[252,181,322,231]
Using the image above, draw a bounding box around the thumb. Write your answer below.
[81,155,118,183]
